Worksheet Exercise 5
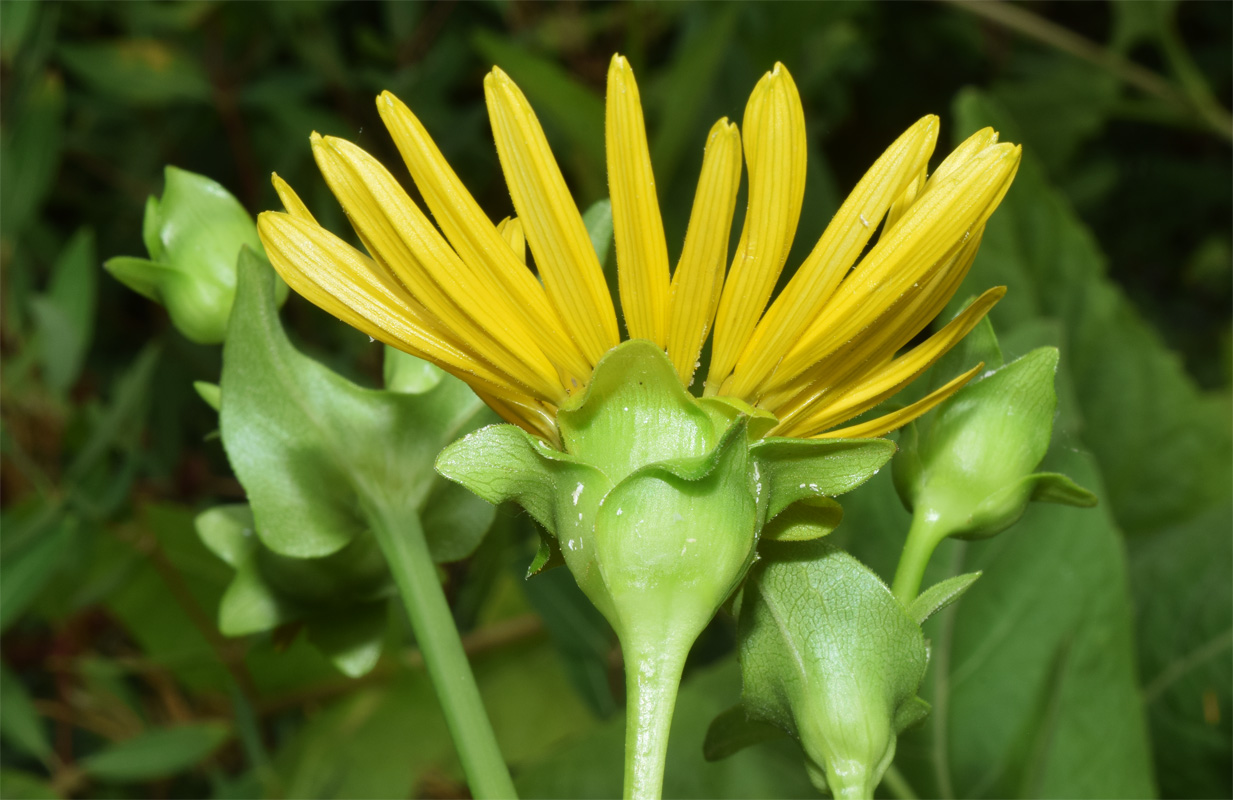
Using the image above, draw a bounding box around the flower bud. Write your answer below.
[894,345,1095,541]
[105,166,287,343]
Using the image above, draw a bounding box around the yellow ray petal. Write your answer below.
[495,217,526,264]
[666,118,742,386]
[484,67,620,366]
[311,134,565,403]
[761,224,986,417]
[257,211,527,400]
[883,167,926,234]
[925,126,999,189]
[606,55,671,346]
[810,363,984,439]
[776,143,1021,388]
[474,388,560,445]
[725,115,939,400]
[778,287,1004,436]
[376,91,591,385]
[705,63,807,393]
[272,172,318,224]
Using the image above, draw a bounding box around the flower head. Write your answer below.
[257,56,1019,445]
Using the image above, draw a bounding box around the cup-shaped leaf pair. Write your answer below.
[206,252,498,675]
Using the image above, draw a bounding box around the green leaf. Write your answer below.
[80,723,231,781]
[954,89,1230,794]
[66,343,161,482]
[581,197,613,269]
[906,571,981,626]
[0,662,52,763]
[0,770,59,800]
[734,541,928,798]
[57,40,212,105]
[220,250,493,559]
[218,560,299,637]
[0,517,75,632]
[0,71,63,241]
[749,437,897,521]
[647,6,739,188]
[759,497,843,543]
[702,704,787,761]
[31,227,96,392]
[419,477,498,564]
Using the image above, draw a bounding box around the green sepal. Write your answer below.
[525,523,565,578]
[698,395,779,441]
[557,339,718,484]
[906,571,982,625]
[702,704,787,762]
[193,381,220,411]
[589,418,756,642]
[760,497,844,542]
[749,437,897,521]
[435,422,611,540]
[893,695,932,733]
[730,541,929,799]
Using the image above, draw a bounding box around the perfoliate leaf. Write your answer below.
[703,704,787,762]
[220,250,494,560]
[750,437,897,521]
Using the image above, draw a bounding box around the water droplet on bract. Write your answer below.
[572,483,584,505]
[859,213,870,228]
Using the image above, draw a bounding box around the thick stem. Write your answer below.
[367,502,517,800]
[890,514,945,606]
[622,644,688,800]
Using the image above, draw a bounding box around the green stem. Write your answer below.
[881,764,919,800]
[622,644,688,800]
[367,501,517,799]
[890,514,944,606]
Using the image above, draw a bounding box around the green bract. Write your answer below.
[707,542,930,799]
[894,319,1096,541]
[209,251,498,675]
[438,340,894,659]
[437,340,894,795]
[103,167,287,344]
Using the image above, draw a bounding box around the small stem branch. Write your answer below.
[882,764,919,800]
[622,645,687,800]
[891,514,944,606]
[367,502,517,800]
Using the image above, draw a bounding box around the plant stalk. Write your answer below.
[622,644,688,800]
[891,514,945,606]
[367,501,517,799]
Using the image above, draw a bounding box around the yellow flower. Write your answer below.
[257,56,1019,446]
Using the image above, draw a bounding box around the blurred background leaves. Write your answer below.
[1,1,1228,798]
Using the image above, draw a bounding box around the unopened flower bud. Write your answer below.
[105,166,286,343]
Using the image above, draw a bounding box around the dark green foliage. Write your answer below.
[1,2,1227,797]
